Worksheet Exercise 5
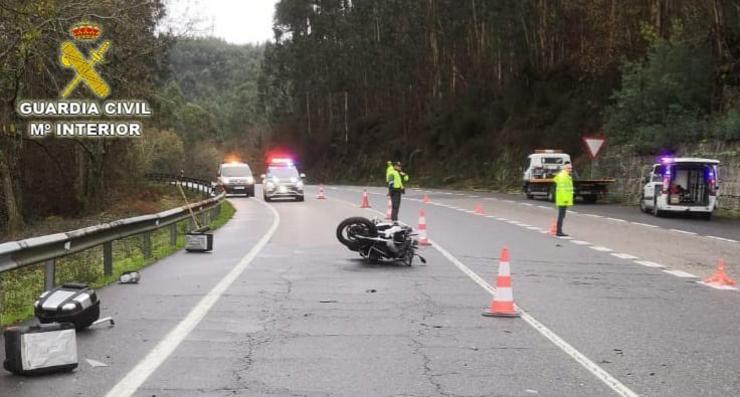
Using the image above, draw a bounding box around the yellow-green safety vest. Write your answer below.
[387,169,409,189]
[553,169,574,207]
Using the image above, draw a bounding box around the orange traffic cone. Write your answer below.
[548,219,557,236]
[703,259,736,287]
[385,198,392,220]
[422,194,430,204]
[417,208,431,246]
[483,247,520,317]
[474,203,485,215]
[316,185,327,199]
[360,189,371,208]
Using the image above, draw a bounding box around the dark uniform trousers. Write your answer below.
[390,189,402,221]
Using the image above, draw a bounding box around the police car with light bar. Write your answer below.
[261,158,306,202]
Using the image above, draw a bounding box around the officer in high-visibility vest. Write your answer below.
[385,161,394,181]
[553,162,574,236]
[387,161,409,221]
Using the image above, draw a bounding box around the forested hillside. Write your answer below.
[260,0,740,185]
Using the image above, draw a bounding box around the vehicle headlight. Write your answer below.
[246,176,254,184]
[297,181,304,189]
[266,182,275,189]
[272,176,280,183]
[290,177,298,183]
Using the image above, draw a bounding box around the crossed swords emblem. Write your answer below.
[60,40,111,98]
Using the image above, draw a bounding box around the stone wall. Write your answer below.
[593,141,740,212]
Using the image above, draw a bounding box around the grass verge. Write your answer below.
[0,200,235,326]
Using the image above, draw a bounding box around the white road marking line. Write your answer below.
[605,217,627,223]
[570,240,591,245]
[696,281,738,291]
[518,223,532,227]
[584,214,603,218]
[706,236,738,243]
[537,205,549,209]
[506,220,521,225]
[635,260,665,268]
[539,230,549,234]
[469,195,480,198]
[503,200,515,203]
[105,200,281,397]
[558,236,574,240]
[526,226,541,231]
[569,210,579,214]
[670,229,697,236]
[631,222,658,228]
[611,253,639,260]
[663,270,697,278]
[589,246,613,252]
[429,241,638,397]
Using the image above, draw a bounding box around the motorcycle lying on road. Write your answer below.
[336,217,426,266]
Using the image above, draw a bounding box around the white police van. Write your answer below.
[640,157,720,220]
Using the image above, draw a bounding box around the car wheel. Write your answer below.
[700,212,712,221]
[547,186,556,203]
[263,195,271,202]
[639,196,648,213]
[296,196,304,202]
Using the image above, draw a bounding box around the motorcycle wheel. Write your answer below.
[336,217,378,251]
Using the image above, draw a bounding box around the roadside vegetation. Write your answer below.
[0,199,235,327]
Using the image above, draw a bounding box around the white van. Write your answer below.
[640,157,720,219]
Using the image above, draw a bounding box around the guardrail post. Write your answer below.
[142,232,152,258]
[43,259,55,291]
[103,242,113,277]
[170,223,177,246]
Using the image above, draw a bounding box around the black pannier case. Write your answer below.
[3,322,78,376]
[34,283,100,329]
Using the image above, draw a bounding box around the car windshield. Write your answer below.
[222,165,252,177]
[542,157,565,165]
[267,166,299,178]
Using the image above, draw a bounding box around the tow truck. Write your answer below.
[522,150,615,203]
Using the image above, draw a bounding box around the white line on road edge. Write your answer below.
[429,241,639,397]
[589,246,613,252]
[662,270,698,278]
[105,201,281,397]
[570,240,591,245]
[605,217,627,223]
[635,260,665,268]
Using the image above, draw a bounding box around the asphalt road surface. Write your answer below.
[1,185,738,397]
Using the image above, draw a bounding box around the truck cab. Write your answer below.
[640,157,720,219]
[523,151,572,181]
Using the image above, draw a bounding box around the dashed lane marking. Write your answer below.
[697,281,738,291]
[706,236,738,243]
[662,270,698,278]
[589,246,613,252]
[635,260,665,268]
[105,199,281,397]
[611,253,639,260]
[605,217,627,223]
[669,229,698,236]
[631,222,659,228]
[570,240,591,245]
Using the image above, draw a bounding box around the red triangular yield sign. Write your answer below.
[582,136,606,159]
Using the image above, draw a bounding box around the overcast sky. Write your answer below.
[163,0,279,44]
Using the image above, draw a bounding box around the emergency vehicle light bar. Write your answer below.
[534,149,562,153]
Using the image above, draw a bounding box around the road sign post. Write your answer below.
[582,136,606,179]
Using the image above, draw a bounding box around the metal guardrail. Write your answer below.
[0,175,224,291]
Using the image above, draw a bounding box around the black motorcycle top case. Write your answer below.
[34,283,100,329]
[3,322,78,376]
